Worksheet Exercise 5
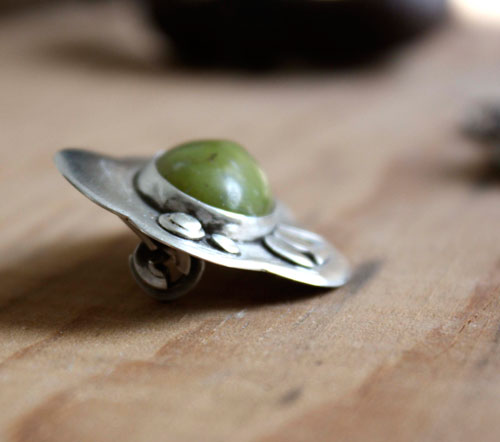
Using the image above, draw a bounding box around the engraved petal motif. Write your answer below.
[272,225,331,266]
[264,234,315,268]
[158,212,205,240]
[209,234,240,255]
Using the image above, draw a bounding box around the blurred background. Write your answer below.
[3,0,500,228]
[2,0,500,66]
[2,3,500,441]
[1,0,500,199]
[1,0,499,141]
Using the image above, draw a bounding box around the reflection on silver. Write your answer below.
[130,244,168,291]
[129,242,205,301]
[209,233,240,255]
[158,212,205,240]
[55,149,351,300]
[273,224,330,266]
[264,233,315,268]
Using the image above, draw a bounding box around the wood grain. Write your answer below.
[1,3,500,441]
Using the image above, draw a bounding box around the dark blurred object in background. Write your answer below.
[0,0,50,14]
[147,0,448,66]
[463,103,500,167]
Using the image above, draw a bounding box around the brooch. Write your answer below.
[55,140,350,300]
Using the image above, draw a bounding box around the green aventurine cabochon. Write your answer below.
[156,140,274,217]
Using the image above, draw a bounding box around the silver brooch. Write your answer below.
[55,141,350,300]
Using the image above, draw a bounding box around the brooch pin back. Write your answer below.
[55,140,350,300]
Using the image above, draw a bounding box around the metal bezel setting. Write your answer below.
[136,152,281,241]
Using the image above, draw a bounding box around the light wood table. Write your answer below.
[1,3,500,441]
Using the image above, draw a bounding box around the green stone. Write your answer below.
[156,140,274,217]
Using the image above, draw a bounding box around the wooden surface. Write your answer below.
[1,3,500,441]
